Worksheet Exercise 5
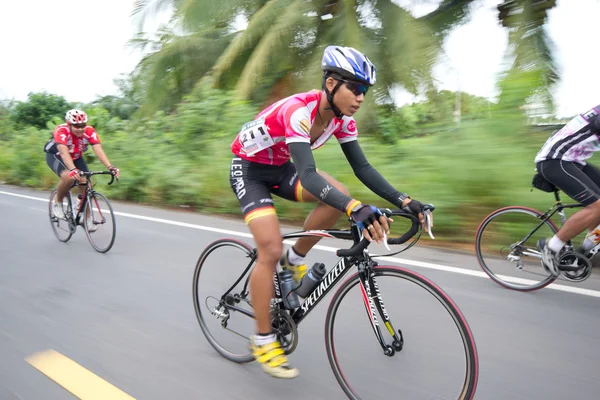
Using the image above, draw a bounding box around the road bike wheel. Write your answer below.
[48,189,73,242]
[83,192,116,253]
[193,238,257,363]
[325,265,478,400]
[475,206,558,291]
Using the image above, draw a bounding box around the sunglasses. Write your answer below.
[337,78,369,96]
[71,123,86,129]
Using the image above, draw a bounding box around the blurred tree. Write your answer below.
[495,0,559,114]
[131,0,477,117]
[11,92,72,129]
[91,73,142,120]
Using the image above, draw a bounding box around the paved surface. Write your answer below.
[1,185,599,399]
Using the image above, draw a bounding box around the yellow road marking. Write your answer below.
[25,349,135,400]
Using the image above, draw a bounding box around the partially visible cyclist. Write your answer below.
[44,109,120,220]
[535,104,600,274]
[229,45,432,379]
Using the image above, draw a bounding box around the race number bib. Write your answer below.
[239,118,274,156]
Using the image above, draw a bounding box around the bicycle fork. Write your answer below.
[358,265,403,356]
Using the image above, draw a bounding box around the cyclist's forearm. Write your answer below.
[288,142,356,214]
[341,141,409,207]
[57,145,76,170]
[91,144,112,167]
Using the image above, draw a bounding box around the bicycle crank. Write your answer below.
[559,251,592,282]
[271,308,298,355]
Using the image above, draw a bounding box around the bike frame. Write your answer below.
[65,171,115,226]
[219,221,407,352]
[520,191,582,251]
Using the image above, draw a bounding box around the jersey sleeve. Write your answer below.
[84,126,101,144]
[334,116,358,144]
[53,126,70,146]
[282,99,316,145]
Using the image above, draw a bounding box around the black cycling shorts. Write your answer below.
[46,153,89,178]
[229,157,305,224]
[537,159,600,206]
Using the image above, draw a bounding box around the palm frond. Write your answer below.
[136,28,234,114]
[234,0,317,99]
[211,0,292,85]
[418,0,476,37]
[374,1,438,94]
[131,0,180,31]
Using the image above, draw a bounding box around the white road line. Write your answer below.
[2,189,600,299]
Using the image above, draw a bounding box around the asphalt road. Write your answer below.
[1,185,599,400]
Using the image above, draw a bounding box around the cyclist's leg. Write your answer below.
[271,163,349,280]
[576,162,600,251]
[229,157,299,378]
[46,153,74,202]
[538,160,600,266]
[74,157,89,196]
[272,163,349,256]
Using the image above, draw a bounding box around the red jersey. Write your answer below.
[45,124,101,160]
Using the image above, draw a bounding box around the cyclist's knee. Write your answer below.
[589,198,600,214]
[318,171,350,196]
[336,182,350,197]
[256,241,283,267]
[59,171,73,182]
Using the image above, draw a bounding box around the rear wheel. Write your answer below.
[475,206,558,291]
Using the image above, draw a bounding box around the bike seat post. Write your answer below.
[554,190,561,203]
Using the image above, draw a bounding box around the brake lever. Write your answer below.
[378,208,392,251]
[424,210,435,240]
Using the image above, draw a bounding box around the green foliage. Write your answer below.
[11,92,72,129]
[0,81,568,244]
[376,89,492,140]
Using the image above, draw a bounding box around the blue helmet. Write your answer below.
[321,45,376,86]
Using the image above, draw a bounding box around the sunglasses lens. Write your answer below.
[348,82,368,96]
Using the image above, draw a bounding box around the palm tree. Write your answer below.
[131,0,477,114]
[495,0,558,112]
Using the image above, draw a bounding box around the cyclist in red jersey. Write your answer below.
[44,109,120,219]
[229,46,432,379]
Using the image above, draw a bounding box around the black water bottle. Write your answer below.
[279,270,300,309]
[294,263,327,298]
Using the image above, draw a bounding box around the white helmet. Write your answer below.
[65,109,88,124]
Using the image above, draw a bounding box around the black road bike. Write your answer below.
[193,206,478,399]
[49,171,117,253]
[476,174,596,291]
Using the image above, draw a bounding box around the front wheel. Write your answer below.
[49,189,73,242]
[83,192,116,253]
[475,206,558,291]
[325,265,478,400]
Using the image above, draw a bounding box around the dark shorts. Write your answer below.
[46,153,89,178]
[229,157,305,224]
[537,159,600,206]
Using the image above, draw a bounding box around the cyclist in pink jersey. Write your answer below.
[229,45,431,379]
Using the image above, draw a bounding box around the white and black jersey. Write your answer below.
[535,105,600,165]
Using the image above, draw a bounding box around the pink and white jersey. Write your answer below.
[231,90,358,165]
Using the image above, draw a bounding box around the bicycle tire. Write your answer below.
[84,192,116,253]
[193,238,256,364]
[49,189,73,242]
[324,265,478,400]
[475,206,558,291]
